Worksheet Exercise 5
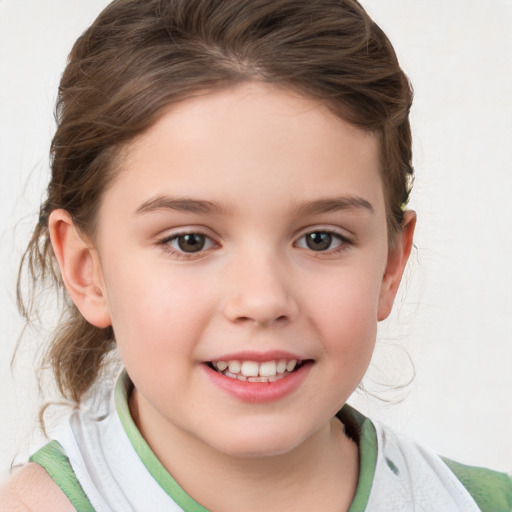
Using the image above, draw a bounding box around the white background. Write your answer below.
[0,0,511,483]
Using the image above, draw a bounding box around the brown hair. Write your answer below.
[19,0,413,404]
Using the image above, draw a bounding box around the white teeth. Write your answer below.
[259,361,277,377]
[276,360,287,374]
[223,371,246,381]
[241,361,259,377]
[212,358,304,381]
[286,360,297,372]
[248,376,269,382]
[228,360,241,373]
[216,361,228,371]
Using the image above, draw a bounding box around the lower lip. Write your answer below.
[202,362,312,403]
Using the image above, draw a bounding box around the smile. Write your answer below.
[203,357,313,402]
[208,359,305,383]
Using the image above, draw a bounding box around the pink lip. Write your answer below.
[201,360,313,403]
[205,350,305,363]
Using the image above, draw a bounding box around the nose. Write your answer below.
[222,252,299,327]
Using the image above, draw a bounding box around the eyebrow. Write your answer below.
[292,196,374,216]
[135,194,374,216]
[135,195,231,216]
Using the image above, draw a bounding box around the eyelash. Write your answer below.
[159,231,216,260]
[294,230,352,254]
[158,229,353,259]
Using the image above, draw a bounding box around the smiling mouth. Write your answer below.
[207,359,309,383]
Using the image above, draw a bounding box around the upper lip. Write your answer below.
[204,350,308,363]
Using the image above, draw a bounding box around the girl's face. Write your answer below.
[86,83,411,458]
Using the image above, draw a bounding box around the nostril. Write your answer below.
[232,315,288,326]
[234,316,251,324]
[223,290,299,325]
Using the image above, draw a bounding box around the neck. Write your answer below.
[130,390,359,512]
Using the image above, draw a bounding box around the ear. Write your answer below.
[49,209,112,328]
[377,211,416,321]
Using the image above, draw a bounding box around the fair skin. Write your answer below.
[0,83,415,511]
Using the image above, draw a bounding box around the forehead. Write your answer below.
[104,83,384,219]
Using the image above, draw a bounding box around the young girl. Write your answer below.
[1,0,511,511]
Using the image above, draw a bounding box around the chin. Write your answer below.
[199,421,314,459]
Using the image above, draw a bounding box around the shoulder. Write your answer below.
[360,414,512,511]
[442,457,512,512]
[0,462,76,512]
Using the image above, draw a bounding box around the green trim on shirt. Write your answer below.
[115,372,210,512]
[115,372,378,512]
[442,457,512,512]
[32,371,512,512]
[29,440,95,512]
[340,406,378,512]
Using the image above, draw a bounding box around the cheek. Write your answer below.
[305,266,382,364]
[103,260,213,363]
[309,261,382,322]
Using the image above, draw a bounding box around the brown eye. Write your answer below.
[295,230,348,253]
[160,231,216,258]
[176,234,206,252]
[305,232,333,251]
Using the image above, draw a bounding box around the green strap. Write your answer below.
[28,392,512,512]
[29,440,96,512]
[442,457,512,512]
[340,405,378,512]
[115,373,210,511]
[115,375,379,512]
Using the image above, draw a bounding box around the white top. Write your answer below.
[42,372,481,512]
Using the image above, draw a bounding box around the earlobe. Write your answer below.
[377,211,416,321]
[49,209,112,328]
